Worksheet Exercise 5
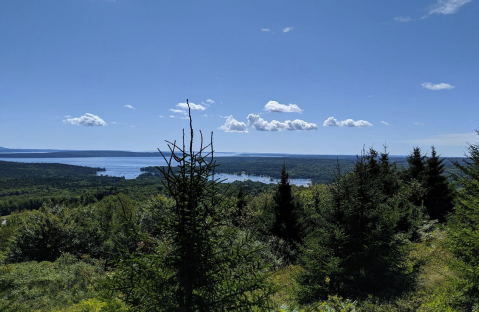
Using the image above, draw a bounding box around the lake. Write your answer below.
[0,157,312,186]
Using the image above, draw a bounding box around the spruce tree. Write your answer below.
[424,146,454,222]
[296,148,417,302]
[448,131,479,308]
[272,163,300,246]
[107,100,275,311]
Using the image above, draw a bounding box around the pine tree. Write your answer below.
[272,163,300,246]
[296,148,416,302]
[448,131,479,308]
[424,146,454,222]
[107,100,275,312]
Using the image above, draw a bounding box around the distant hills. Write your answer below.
[0,147,65,153]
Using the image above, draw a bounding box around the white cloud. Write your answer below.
[176,102,206,111]
[124,105,135,109]
[421,82,455,90]
[323,117,372,127]
[261,28,271,32]
[169,115,175,118]
[247,114,317,131]
[130,126,136,128]
[380,121,391,126]
[264,101,303,113]
[170,109,187,114]
[414,122,424,125]
[64,113,107,127]
[427,0,472,16]
[283,27,294,33]
[110,121,120,125]
[201,114,208,117]
[206,99,215,104]
[394,16,412,22]
[159,115,164,118]
[218,116,248,133]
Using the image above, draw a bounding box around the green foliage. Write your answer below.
[106,105,276,311]
[296,148,420,303]
[272,164,301,249]
[448,131,479,310]
[0,253,105,312]
[7,203,105,263]
[402,146,455,222]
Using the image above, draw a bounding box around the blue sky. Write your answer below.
[1,0,478,156]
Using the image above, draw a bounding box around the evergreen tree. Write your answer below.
[296,148,417,302]
[424,146,454,222]
[233,185,247,227]
[272,163,300,246]
[404,146,427,183]
[403,146,454,222]
[448,131,479,309]
[107,101,275,311]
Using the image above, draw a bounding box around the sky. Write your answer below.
[0,0,478,156]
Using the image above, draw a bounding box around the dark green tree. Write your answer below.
[272,163,300,246]
[448,131,479,309]
[404,146,427,182]
[424,146,455,222]
[296,148,417,302]
[403,146,454,222]
[107,101,275,311]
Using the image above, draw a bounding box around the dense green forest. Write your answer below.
[2,124,479,311]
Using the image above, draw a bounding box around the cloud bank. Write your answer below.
[421,82,455,90]
[218,116,248,133]
[177,102,206,110]
[247,114,317,131]
[264,101,303,113]
[323,117,372,127]
[64,113,107,126]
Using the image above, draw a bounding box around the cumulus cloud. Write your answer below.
[283,27,294,33]
[64,113,107,127]
[218,116,248,133]
[264,101,303,113]
[380,121,391,126]
[124,105,135,109]
[206,99,215,104]
[170,109,187,114]
[421,82,455,90]
[261,28,271,32]
[426,0,472,16]
[394,16,412,22]
[177,102,206,110]
[247,114,317,131]
[323,117,372,127]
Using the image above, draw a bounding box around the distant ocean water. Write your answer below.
[0,156,312,186]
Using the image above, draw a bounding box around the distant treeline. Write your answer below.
[142,156,464,185]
